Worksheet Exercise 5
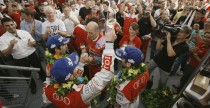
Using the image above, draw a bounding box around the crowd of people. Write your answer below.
[0,0,210,107]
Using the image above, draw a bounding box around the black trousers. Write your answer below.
[14,52,46,82]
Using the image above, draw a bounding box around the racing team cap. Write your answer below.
[46,34,70,50]
[115,46,144,66]
[51,52,80,82]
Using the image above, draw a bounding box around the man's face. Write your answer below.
[25,15,33,22]
[45,10,55,21]
[63,7,70,16]
[121,59,131,68]
[71,4,76,10]
[103,4,108,11]
[91,7,98,14]
[57,44,67,55]
[159,2,165,9]
[3,21,16,34]
[204,20,210,32]
[12,5,18,12]
[39,5,45,12]
[202,33,210,45]
[86,25,98,40]
[21,13,27,20]
[177,30,187,39]
[194,12,203,21]
[161,11,169,20]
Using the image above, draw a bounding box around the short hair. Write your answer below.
[103,1,109,7]
[62,5,70,9]
[86,17,99,24]
[21,9,34,18]
[1,17,14,25]
[44,5,55,13]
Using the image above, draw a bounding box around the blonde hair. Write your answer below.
[44,5,55,13]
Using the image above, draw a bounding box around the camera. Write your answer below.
[152,24,181,40]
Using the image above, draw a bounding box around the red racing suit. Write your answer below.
[42,42,115,108]
[116,69,149,108]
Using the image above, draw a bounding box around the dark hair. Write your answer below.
[103,1,109,7]
[130,22,139,34]
[86,17,99,24]
[49,46,62,54]
[1,17,14,25]
[21,9,34,18]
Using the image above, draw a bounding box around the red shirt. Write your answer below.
[189,41,209,68]
[10,11,21,29]
[44,85,89,108]
[120,69,149,102]
[123,14,138,36]
[119,35,142,49]
[68,24,87,53]
[87,34,105,56]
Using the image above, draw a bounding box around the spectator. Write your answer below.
[119,22,142,49]
[120,1,143,36]
[153,0,170,19]
[70,1,79,18]
[61,5,79,36]
[79,0,91,24]
[102,1,109,19]
[176,9,205,29]
[148,25,192,88]
[150,10,171,59]
[8,2,21,29]
[34,2,47,22]
[0,17,46,94]
[42,6,67,41]
[42,28,116,107]
[173,32,210,92]
[85,5,100,20]
[138,6,157,60]
[20,9,45,62]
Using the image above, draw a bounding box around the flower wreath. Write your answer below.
[52,76,89,96]
[108,63,147,105]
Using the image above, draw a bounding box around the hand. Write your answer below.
[80,53,88,63]
[10,39,17,47]
[46,26,51,35]
[87,56,93,63]
[68,15,73,21]
[166,31,171,41]
[27,39,33,46]
[105,28,117,42]
[190,47,198,53]
[30,26,36,34]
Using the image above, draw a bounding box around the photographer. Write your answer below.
[148,25,192,88]
[150,10,171,59]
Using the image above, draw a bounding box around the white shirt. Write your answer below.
[0,30,36,59]
[42,19,67,35]
[61,12,79,35]
[154,9,170,19]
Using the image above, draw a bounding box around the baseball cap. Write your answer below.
[46,34,70,50]
[115,46,144,66]
[179,25,192,35]
[51,52,80,82]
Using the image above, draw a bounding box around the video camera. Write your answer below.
[153,24,181,40]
